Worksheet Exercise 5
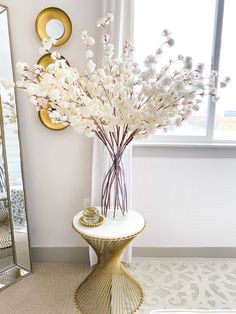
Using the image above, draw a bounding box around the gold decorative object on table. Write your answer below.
[79,207,104,227]
[37,54,70,131]
[73,210,145,314]
[79,215,104,227]
[35,7,72,46]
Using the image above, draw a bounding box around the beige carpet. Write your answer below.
[0,258,236,313]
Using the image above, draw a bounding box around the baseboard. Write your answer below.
[132,247,236,258]
[31,247,89,263]
[31,247,236,262]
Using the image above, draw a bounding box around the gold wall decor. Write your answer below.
[35,7,72,46]
[38,104,69,131]
[37,53,70,131]
[37,53,69,70]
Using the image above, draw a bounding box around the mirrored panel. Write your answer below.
[46,19,65,39]
[0,5,31,290]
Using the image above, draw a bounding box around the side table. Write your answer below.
[72,210,145,314]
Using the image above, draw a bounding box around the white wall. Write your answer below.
[2,0,236,251]
[133,146,236,247]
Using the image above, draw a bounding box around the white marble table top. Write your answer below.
[73,209,145,239]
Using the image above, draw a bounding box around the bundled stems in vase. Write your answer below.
[95,125,139,217]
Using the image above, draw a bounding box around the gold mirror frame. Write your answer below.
[0,5,32,291]
[35,7,72,46]
[37,53,70,131]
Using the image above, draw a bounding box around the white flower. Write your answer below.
[85,50,94,59]
[178,54,184,60]
[87,60,96,73]
[220,76,231,88]
[81,31,95,46]
[156,48,163,55]
[16,62,28,74]
[175,117,183,126]
[14,15,229,141]
[39,47,47,55]
[81,31,88,39]
[174,81,185,91]
[51,51,61,61]
[107,13,114,22]
[96,18,103,28]
[0,80,15,89]
[166,38,174,47]
[97,13,114,28]
[48,89,60,100]
[196,82,205,90]
[144,55,157,67]
[184,56,192,69]
[162,29,171,37]
[105,44,114,57]
[87,37,95,46]
[162,76,172,86]
[196,63,204,74]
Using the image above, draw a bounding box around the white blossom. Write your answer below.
[166,38,174,47]
[0,80,15,89]
[162,29,171,37]
[156,48,163,55]
[51,51,61,60]
[81,31,95,46]
[14,17,229,142]
[85,50,94,59]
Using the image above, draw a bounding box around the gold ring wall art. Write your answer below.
[37,53,70,131]
[35,7,72,46]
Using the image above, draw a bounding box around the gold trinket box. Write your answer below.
[80,207,104,227]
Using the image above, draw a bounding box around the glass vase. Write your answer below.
[101,146,127,218]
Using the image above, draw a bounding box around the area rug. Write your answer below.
[128,258,236,313]
[150,311,236,313]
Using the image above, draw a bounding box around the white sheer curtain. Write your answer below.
[89,0,134,267]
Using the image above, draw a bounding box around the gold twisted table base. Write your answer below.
[75,234,144,314]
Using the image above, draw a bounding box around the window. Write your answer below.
[133,0,235,145]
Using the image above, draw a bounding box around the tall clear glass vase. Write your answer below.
[101,146,127,218]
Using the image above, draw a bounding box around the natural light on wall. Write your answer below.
[133,0,235,145]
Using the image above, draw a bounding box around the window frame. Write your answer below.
[133,0,236,147]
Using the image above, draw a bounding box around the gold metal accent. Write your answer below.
[82,207,99,224]
[37,53,54,71]
[35,7,72,46]
[79,215,104,228]
[38,104,69,131]
[73,222,145,314]
[37,54,70,131]
[37,53,69,71]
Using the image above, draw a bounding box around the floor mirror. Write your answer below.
[0,5,31,290]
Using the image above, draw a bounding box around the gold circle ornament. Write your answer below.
[37,53,70,72]
[37,54,70,131]
[37,53,54,71]
[38,104,69,131]
[35,7,72,46]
